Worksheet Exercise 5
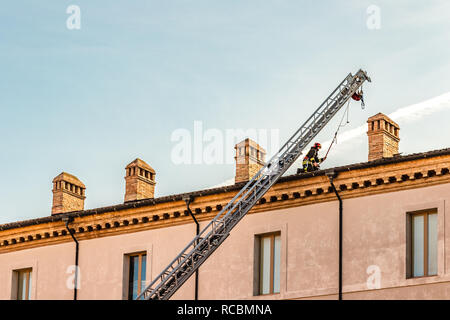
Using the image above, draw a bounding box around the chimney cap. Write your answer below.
[125,158,155,173]
[52,172,85,188]
[235,138,266,153]
[367,113,400,128]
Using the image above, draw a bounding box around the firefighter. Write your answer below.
[302,142,325,172]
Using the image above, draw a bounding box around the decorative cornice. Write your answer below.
[1,150,450,253]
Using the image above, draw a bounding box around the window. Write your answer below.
[255,233,281,295]
[14,268,32,300]
[407,211,437,278]
[127,252,147,300]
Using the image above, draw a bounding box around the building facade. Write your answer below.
[1,113,450,300]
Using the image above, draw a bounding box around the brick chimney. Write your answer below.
[235,138,266,184]
[367,113,400,161]
[124,158,156,202]
[52,172,86,215]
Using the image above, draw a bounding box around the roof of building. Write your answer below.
[1,147,450,233]
[52,172,86,188]
[125,158,155,173]
[367,112,400,128]
[235,138,266,154]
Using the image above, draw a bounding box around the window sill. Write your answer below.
[405,274,441,287]
[406,274,438,280]
[253,293,281,298]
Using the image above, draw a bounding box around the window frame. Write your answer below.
[407,209,438,279]
[15,268,32,300]
[127,251,147,300]
[255,232,281,296]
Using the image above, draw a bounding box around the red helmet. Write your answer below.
[314,142,322,149]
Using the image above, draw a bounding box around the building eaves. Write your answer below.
[1,147,450,232]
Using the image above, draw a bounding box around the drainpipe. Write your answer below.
[62,216,79,300]
[326,171,343,301]
[183,195,199,300]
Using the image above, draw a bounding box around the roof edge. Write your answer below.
[1,147,450,232]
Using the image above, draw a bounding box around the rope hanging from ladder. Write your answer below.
[324,99,351,160]
[324,83,367,159]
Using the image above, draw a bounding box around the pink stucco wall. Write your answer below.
[1,182,450,300]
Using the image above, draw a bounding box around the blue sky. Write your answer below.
[1,1,450,223]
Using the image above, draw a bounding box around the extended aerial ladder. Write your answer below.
[136,69,371,300]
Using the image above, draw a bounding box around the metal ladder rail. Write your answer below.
[146,173,284,299]
[221,91,352,227]
[138,171,277,300]
[216,70,369,225]
[137,70,369,300]
[137,69,370,300]
[138,69,370,300]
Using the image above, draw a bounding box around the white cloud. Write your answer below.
[389,91,450,122]
[212,91,450,185]
[322,91,450,155]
